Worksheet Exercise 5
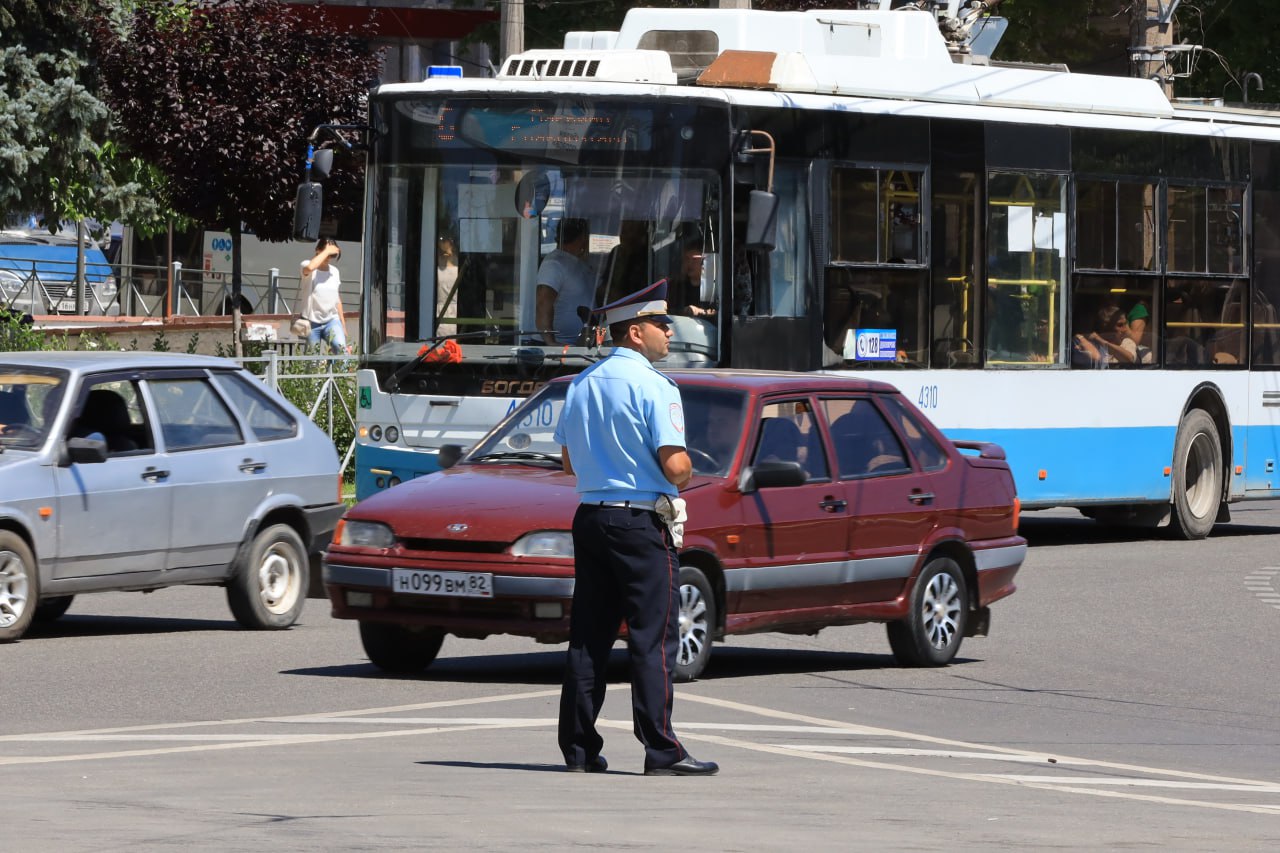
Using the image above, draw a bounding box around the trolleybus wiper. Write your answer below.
[468,450,562,466]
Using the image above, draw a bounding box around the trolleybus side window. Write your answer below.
[985,171,1066,366]
[1252,143,1280,367]
[825,165,927,366]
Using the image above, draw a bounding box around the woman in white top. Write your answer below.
[299,238,347,353]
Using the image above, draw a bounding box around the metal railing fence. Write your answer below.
[235,350,358,488]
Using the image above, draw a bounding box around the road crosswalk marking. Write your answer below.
[2,686,1278,814]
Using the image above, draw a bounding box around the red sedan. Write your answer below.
[324,370,1024,680]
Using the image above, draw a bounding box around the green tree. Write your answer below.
[0,0,168,234]
[93,0,384,351]
[1176,0,1279,103]
[0,0,107,227]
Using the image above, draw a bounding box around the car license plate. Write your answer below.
[392,569,493,598]
[55,299,76,312]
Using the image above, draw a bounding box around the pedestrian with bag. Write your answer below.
[553,278,719,777]
[295,238,348,354]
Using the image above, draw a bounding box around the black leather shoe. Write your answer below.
[644,755,719,776]
[565,755,608,773]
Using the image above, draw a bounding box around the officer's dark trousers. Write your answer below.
[558,504,684,770]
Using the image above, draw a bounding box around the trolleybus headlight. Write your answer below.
[511,531,574,558]
[369,425,383,441]
[339,520,397,549]
[385,426,399,443]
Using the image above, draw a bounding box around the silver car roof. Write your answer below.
[0,351,240,376]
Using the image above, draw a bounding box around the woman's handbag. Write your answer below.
[290,316,311,338]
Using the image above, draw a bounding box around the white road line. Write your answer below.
[673,731,1280,816]
[0,722,544,767]
[676,692,1280,791]
[16,734,326,742]
[284,718,885,735]
[7,687,1280,816]
[775,746,1091,764]
[987,775,1280,793]
[0,688,561,742]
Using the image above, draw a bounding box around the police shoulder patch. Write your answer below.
[669,402,684,433]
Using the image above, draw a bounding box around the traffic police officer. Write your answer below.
[553,278,719,777]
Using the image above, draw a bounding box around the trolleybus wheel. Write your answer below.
[1169,409,1222,540]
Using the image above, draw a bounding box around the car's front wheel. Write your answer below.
[887,556,967,667]
[359,621,445,673]
[0,531,37,642]
[227,523,308,629]
[674,566,715,682]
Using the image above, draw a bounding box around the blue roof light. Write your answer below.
[427,65,463,79]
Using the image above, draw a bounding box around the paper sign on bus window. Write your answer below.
[1007,205,1033,252]
[844,328,897,361]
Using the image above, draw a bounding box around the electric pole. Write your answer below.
[1130,0,1178,97]
[499,0,524,63]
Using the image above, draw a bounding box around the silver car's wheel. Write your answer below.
[0,531,38,643]
[887,557,967,667]
[227,523,308,629]
[675,566,715,682]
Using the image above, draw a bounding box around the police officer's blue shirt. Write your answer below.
[553,347,685,503]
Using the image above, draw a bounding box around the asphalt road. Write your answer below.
[5,503,1280,851]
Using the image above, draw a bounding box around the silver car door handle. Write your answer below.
[141,467,169,482]
[239,459,268,473]
[908,491,935,505]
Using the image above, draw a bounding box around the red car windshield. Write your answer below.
[467,381,748,477]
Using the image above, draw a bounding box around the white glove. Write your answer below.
[655,495,687,549]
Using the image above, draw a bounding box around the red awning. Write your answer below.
[287,4,498,41]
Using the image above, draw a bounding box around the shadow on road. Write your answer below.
[1019,511,1280,547]
[24,614,237,638]
[283,644,963,684]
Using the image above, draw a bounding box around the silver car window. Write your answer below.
[149,377,244,451]
[213,372,298,442]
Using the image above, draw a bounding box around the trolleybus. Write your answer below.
[308,3,1280,538]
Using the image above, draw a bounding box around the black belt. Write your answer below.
[585,500,657,511]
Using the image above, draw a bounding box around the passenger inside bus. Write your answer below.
[535,218,593,345]
[435,235,458,338]
[597,219,651,308]
[666,234,715,320]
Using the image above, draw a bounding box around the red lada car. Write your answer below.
[324,370,1025,680]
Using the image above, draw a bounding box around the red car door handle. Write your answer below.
[909,491,935,505]
[819,497,847,512]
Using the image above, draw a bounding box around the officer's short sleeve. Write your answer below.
[648,377,686,449]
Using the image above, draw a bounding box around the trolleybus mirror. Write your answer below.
[293,182,323,241]
[310,148,335,180]
[515,171,552,218]
[744,189,778,252]
[438,443,464,469]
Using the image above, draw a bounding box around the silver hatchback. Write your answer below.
[0,352,346,641]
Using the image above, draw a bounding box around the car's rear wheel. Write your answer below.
[887,557,967,667]
[359,621,444,673]
[1169,409,1222,540]
[674,566,715,683]
[34,595,74,623]
[227,523,308,629]
[0,531,37,642]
